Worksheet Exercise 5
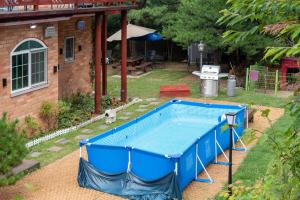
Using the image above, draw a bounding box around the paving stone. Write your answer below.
[136,108,147,112]
[123,112,133,116]
[145,98,157,102]
[29,152,41,158]
[139,104,149,108]
[12,160,40,175]
[55,138,70,145]
[119,116,129,120]
[47,146,62,152]
[75,134,89,140]
[81,129,93,134]
[98,124,109,130]
[150,101,160,105]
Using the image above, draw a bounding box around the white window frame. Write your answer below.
[64,36,75,62]
[10,38,48,96]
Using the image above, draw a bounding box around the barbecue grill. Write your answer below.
[192,65,228,97]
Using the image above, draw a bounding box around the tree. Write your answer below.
[0,113,28,185]
[218,0,300,62]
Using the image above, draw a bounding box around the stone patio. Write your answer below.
[81,129,93,134]
[0,99,284,200]
[47,146,62,152]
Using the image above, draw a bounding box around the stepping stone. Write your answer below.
[29,152,41,158]
[119,116,129,120]
[136,108,147,112]
[12,160,40,175]
[139,104,149,108]
[123,112,133,116]
[47,146,62,152]
[55,138,70,145]
[150,101,160,105]
[81,129,93,134]
[75,134,89,140]
[145,98,157,102]
[98,125,109,130]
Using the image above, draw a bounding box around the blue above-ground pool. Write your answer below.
[79,99,246,199]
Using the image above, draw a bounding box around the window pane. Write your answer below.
[14,40,44,52]
[40,72,44,82]
[17,54,22,66]
[11,53,29,91]
[12,55,16,66]
[23,76,28,87]
[12,79,17,90]
[29,41,43,49]
[17,78,22,89]
[65,38,74,60]
[17,65,22,77]
[12,67,17,79]
[23,64,28,77]
[31,51,45,85]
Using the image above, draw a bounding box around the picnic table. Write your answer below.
[112,56,152,74]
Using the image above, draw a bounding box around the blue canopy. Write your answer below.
[132,32,163,41]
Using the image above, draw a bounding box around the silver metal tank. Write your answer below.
[201,79,218,97]
[227,75,236,97]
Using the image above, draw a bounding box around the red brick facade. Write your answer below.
[58,17,93,98]
[0,16,93,121]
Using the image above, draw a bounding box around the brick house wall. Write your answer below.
[0,23,59,120]
[58,16,93,98]
[0,16,94,122]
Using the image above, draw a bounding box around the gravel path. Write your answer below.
[0,98,284,200]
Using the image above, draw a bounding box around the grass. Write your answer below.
[107,66,291,108]
[26,100,162,166]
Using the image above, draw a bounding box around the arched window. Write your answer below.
[11,38,47,93]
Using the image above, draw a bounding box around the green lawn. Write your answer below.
[107,66,291,108]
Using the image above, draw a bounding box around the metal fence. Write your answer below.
[245,65,300,94]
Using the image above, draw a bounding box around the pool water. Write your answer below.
[93,103,241,156]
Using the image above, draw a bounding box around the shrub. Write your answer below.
[24,116,41,138]
[0,113,27,178]
[40,101,59,130]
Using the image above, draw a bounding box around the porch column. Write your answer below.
[101,13,108,96]
[94,14,102,114]
[121,10,127,102]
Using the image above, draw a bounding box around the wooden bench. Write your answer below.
[160,84,190,97]
[136,62,152,72]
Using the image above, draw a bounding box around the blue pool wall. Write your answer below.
[82,99,245,191]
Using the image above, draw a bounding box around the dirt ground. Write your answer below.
[0,98,284,200]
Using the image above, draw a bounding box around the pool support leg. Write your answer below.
[194,143,213,184]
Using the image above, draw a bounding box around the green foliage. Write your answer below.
[58,92,94,129]
[0,113,27,183]
[24,116,41,138]
[218,0,300,62]
[40,101,59,130]
[162,0,226,48]
[218,97,300,199]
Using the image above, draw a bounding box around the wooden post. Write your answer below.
[101,14,108,96]
[121,10,127,102]
[275,69,279,95]
[245,68,249,91]
[94,14,102,114]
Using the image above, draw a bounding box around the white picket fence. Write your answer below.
[25,98,142,148]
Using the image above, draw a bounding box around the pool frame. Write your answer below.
[80,99,246,191]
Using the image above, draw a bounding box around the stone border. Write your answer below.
[111,71,152,79]
[25,98,142,148]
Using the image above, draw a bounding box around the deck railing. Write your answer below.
[0,0,136,11]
